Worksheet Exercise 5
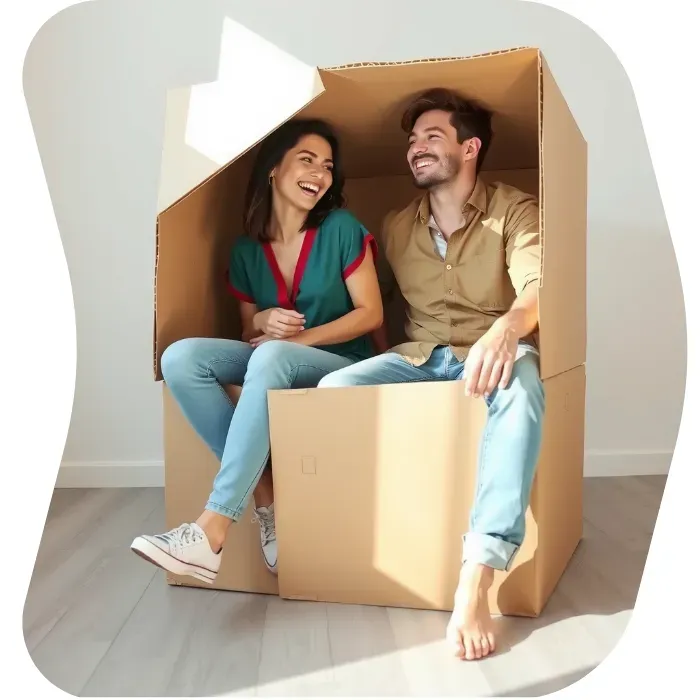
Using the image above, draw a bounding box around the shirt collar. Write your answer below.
[416,176,488,225]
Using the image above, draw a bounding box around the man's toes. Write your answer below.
[487,632,496,653]
[464,638,477,661]
[479,636,491,657]
[448,625,466,659]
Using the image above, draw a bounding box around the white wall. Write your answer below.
[23,0,685,485]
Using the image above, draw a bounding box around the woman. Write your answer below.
[131,119,383,582]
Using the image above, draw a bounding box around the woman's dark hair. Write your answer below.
[401,88,493,173]
[243,119,346,242]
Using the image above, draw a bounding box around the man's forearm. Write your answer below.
[493,281,539,339]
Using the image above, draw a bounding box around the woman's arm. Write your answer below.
[239,300,260,343]
[285,249,383,348]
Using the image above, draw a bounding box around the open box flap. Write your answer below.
[538,55,588,380]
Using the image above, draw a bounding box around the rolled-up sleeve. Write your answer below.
[504,195,541,295]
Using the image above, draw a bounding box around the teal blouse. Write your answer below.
[226,209,378,362]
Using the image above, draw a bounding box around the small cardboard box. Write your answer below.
[153,22,586,614]
[269,366,585,616]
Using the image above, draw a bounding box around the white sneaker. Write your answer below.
[253,504,278,574]
[131,523,221,584]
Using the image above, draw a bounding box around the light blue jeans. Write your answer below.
[161,338,354,521]
[317,343,545,571]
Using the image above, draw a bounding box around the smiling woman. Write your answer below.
[130,118,384,585]
[243,119,346,243]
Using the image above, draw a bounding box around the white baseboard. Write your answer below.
[56,461,165,488]
[56,450,672,488]
[583,450,672,477]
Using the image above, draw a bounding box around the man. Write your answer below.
[318,88,545,661]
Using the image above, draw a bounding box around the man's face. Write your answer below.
[407,109,463,189]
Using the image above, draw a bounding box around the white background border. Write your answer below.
[1,0,696,696]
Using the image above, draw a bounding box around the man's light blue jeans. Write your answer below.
[317,343,545,571]
[161,338,354,521]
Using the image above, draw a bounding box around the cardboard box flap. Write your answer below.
[538,56,587,380]
[301,48,541,176]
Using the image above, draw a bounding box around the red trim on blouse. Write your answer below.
[342,233,378,281]
[262,228,318,309]
[224,269,255,304]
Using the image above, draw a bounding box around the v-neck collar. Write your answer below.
[262,228,318,310]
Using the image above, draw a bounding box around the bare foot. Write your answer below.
[446,562,496,661]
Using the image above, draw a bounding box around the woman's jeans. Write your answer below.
[161,338,354,521]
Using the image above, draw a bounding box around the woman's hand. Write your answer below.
[253,307,305,339]
[249,333,272,348]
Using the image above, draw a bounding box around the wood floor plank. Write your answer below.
[24,488,161,653]
[325,602,409,696]
[256,597,334,697]
[387,607,492,697]
[582,477,661,552]
[31,488,131,576]
[163,589,269,697]
[28,496,164,696]
[83,574,268,698]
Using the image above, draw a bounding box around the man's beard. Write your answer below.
[412,153,461,190]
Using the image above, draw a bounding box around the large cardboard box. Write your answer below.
[154,29,586,614]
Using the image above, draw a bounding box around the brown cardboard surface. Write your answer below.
[538,57,588,381]
[310,48,540,176]
[532,364,586,611]
[163,384,278,595]
[269,365,584,616]
[154,154,254,379]
[154,44,587,605]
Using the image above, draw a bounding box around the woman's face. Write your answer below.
[270,133,334,212]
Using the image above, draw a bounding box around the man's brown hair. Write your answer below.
[401,88,493,172]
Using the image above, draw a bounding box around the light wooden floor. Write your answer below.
[23,476,664,697]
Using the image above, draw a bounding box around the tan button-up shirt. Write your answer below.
[378,177,541,365]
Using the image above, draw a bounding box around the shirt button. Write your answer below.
[448,289,453,295]
[446,264,452,270]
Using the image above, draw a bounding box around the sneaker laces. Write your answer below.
[160,523,202,548]
[253,509,276,547]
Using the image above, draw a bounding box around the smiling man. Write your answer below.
[318,88,545,661]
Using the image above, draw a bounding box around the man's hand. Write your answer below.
[253,307,305,339]
[463,320,519,398]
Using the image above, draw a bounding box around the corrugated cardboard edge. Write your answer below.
[324,46,536,71]
[537,52,545,285]
[153,217,160,378]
